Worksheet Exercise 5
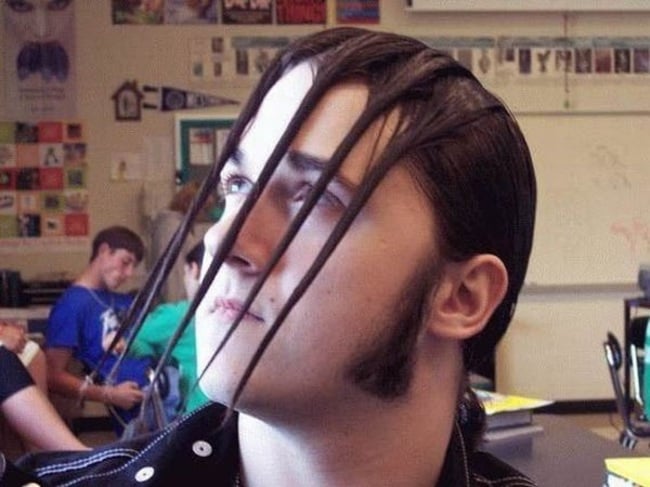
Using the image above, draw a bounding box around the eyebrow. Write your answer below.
[286,149,356,191]
[230,147,357,192]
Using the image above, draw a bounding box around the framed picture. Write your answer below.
[174,113,237,185]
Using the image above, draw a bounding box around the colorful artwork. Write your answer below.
[165,0,218,24]
[0,120,89,240]
[222,0,272,25]
[276,0,326,24]
[336,0,379,24]
[2,0,77,120]
[112,0,164,24]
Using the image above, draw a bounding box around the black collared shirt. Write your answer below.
[2,403,536,486]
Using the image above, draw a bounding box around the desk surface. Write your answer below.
[484,414,647,487]
[0,306,51,320]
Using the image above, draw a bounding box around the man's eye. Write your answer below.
[48,0,72,11]
[7,0,33,13]
[221,174,252,196]
[294,184,343,210]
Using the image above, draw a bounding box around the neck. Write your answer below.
[238,346,462,487]
[75,265,104,290]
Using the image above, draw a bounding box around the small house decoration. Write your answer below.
[111,81,144,121]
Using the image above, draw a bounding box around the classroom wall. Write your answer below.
[2,1,650,401]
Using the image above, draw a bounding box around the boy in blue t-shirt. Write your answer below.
[46,226,154,434]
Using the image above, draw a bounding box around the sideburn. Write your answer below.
[346,259,440,400]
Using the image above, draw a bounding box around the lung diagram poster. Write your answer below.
[3,0,77,121]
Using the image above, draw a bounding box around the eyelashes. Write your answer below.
[220,169,345,213]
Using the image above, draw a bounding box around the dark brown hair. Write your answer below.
[208,27,536,371]
[91,225,144,263]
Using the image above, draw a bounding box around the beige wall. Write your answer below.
[2,1,650,400]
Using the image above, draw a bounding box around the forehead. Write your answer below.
[239,61,316,165]
[103,247,137,263]
[239,62,395,183]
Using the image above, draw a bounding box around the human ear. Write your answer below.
[426,255,508,340]
[98,242,112,256]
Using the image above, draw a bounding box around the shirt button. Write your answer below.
[192,440,213,457]
[135,466,155,482]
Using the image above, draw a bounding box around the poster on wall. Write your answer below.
[336,0,379,24]
[222,0,272,24]
[2,0,77,121]
[112,0,218,24]
[164,0,218,24]
[189,35,294,85]
[112,0,164,24]
[276,0,326,24]
[0,120,89,251]
[230,36,292,78]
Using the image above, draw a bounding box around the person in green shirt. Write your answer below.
[132,241,209,414]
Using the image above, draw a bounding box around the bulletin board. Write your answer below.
[519,112,650,287]
[174,113,236,185]
[0,120,90,251]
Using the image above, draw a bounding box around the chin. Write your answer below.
[198,368,237,406]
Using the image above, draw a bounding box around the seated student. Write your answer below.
[0,346,88,453]
[131,241,210,413]
[6,28,537,486]
[0,321,47,393]
[0,323,53,456]
[45,225,175,435]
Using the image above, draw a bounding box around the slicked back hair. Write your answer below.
[210,27,536,372]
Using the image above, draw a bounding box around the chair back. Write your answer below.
[603,331,650,449]
[603,333,633,430]
[629,317,649,349]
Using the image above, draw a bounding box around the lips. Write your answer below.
[211,297,264,323]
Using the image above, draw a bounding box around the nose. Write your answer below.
[34,7,50,39]
[203,196,283,277]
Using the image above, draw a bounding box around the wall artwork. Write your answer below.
[112,0,218,25]
[0,120,89,249]
[3,0,77,120]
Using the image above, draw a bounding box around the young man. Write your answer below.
[7,28,537,485]
[44,225,152,433]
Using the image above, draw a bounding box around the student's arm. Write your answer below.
[45,347,144,411]
[2,384,88,451]
[0,322,27,355]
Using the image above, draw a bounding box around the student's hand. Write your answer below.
[0,322,27,354]
[104,381,144,410]
[102,331,127,354]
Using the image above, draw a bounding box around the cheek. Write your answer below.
[278,240,411,347]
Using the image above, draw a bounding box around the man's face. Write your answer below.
[97,246,138,291]
[195,63,442,418]
[4,0,73,42]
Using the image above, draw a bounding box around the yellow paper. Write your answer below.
[605,458,650,486]
[474,389,553,416]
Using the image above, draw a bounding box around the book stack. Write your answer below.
[604,457,650,486]
[475,389,553,445]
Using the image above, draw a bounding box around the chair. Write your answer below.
[602,331,650,449]
[628,317,649,410]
